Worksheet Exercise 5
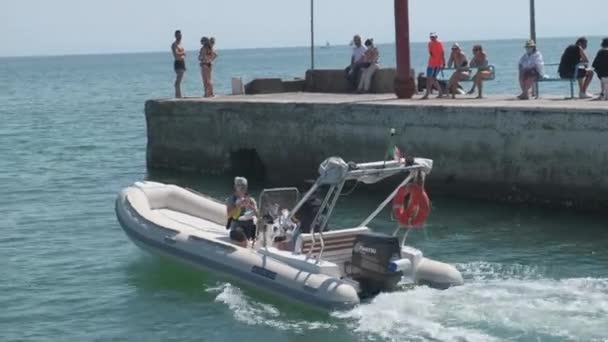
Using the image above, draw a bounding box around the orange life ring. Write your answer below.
[392,183,430,228]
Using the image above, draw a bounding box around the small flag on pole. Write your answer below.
[384,128,402,161]
[393,146,403,161]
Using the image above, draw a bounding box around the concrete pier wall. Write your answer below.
[145,94,608,209]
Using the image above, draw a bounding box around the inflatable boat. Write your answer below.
[115,156,463,310]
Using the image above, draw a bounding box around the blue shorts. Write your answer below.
[426,67,441,78]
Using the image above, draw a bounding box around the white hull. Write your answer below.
[115,181,463,310]
[115,181,360,310]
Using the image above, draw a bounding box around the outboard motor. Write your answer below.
[350,233,402,297]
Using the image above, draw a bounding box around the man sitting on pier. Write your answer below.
[345,35,368,90]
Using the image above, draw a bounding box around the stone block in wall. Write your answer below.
[370,68,396,93]
[305,69,351,93]
[305,68,401,94]
[282,79,305,92]
[244,78,284,95]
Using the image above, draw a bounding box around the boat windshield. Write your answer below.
[258,187,300,221]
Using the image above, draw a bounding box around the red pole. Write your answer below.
[394,0,416,99]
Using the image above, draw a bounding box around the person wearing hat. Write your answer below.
[517,40,545,100]
[446,43,469,99]
[226,176,258,244]
[422,32,446,99]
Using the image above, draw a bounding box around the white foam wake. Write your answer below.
[203,263,608,341]
[206,283,335,333]
[334,262,608,341]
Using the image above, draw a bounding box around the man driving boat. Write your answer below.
[226,177,258,243]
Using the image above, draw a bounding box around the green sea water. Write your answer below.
[1,39,608,341]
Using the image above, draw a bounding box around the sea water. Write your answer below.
[1,37,607,341]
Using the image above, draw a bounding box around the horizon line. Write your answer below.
[0,34,603,59]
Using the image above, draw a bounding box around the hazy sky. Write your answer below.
[1,0,606,56]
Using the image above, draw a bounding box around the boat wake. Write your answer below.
[334,261,608,342]
[204,262,607,341]
[206,283,337,333]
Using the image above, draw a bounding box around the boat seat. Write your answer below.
[134,181,227,226]
[156,208,225,232]
[295,227,371,264]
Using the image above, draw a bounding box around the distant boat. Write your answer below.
[320,41,330,49]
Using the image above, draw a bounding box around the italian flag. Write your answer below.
[386,145,403,161]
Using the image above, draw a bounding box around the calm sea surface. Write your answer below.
[1,38,607,342]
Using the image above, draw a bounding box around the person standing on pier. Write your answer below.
[199,36,218,97]
[592,37,608,100]
[171,30,186,98]
[421,32,446,99]
[558,37,594,99]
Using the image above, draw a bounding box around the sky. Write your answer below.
[0,0,606,57]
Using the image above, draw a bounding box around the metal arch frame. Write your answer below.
[282,158,431,260]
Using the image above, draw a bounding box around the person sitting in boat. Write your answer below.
[229,227,249,248]
[274,181,324,251]
[226,177,258,243]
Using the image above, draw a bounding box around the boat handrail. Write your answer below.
[345,164,427,180]
[287,181,320,222]
[316,180,345,260]
[306,183,336,260]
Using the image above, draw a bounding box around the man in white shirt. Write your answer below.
[345,35,368,90]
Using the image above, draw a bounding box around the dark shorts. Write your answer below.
[229,227,247,243]
[523,69,540,80]
[174,60,186,72]
[426,66,441,78]
[231,220,256,240]
[559,67,587,80]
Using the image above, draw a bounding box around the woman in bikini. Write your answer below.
[446,43,469,99]
[199,36,218,97]
[467,45,492,98]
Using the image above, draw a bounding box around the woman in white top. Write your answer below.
[357,39,380,93]
[517,40,544,100]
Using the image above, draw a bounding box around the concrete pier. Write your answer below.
[145,93,608,209]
